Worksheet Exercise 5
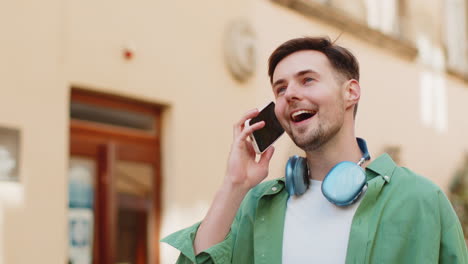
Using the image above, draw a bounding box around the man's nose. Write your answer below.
[284,83,302,102]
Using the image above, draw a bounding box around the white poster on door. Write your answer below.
[68,165,94,264]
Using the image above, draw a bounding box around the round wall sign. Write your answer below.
[223,19,256,82]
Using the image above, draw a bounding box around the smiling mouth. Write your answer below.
[290,110,317,123]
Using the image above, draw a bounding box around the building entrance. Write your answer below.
[68,88,162,264]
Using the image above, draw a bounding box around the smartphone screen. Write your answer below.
[249,102,285,153]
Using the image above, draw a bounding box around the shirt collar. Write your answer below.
[262,178,285,196]
[365,153,398,182]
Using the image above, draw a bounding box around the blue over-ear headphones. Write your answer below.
[285,138,371,206]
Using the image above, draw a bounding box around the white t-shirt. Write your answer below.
[282,179,363,264]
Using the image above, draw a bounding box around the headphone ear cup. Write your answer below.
[321,161,366,206]
[293,157,309,195]
[285,156,298,196]
[285,156,309,196]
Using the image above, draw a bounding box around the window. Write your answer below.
[365,0,399,36]
[0,127,20,181]
[444,0,468,76]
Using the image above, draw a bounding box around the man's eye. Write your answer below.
[276,87,286,95]
[304,77,314,83]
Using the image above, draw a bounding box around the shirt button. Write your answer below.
[261,217,265,221]
[383,175,390,182]
[272,186,278,191]
[262,254,265,257]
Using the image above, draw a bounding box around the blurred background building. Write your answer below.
[0,0,467,263]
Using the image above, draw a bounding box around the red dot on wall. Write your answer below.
[123,49,133,60]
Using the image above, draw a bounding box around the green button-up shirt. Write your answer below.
[162,154,468,263]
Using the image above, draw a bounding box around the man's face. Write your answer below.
[272,50,347,151]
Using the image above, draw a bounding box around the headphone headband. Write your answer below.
[356,137,371,166]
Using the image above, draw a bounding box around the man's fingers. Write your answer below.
[234,109,259,137]
[245,139,256,156]
[258,146,275,166]
[239,121,265,141]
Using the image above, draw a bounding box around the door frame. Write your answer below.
[69,88,162,264]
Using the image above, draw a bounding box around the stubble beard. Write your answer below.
[290,113,344,152]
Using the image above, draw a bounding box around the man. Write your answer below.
[162,37,468,263]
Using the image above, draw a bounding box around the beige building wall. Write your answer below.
[0,1,68,264]
[0,0,466,263]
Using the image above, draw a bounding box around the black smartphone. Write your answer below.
[248,102,285,154]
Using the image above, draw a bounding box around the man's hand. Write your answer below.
[225,108,276,191]
[193,109,276,254]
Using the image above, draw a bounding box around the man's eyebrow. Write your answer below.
[296,69,318,77]
[272,79,286,88]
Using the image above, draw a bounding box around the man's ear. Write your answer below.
[344,79,360,109]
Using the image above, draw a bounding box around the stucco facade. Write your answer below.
[0,0,467,263]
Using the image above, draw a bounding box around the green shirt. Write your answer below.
[162,154,468,263]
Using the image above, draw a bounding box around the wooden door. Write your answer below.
[69,88,162,264]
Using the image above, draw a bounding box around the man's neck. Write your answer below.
[305,133,364,181]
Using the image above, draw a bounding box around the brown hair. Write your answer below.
[268,36,360,117]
